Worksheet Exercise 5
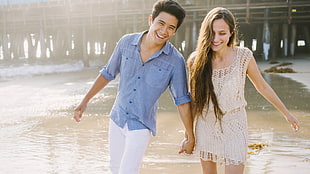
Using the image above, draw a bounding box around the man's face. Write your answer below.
[148,12,178,45]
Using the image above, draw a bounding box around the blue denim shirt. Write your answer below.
[100,31,191,136]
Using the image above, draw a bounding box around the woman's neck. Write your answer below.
[213,46,231,60]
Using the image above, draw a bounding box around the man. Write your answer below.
[74,1,194,173]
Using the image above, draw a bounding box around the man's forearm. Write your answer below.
[177,102,195,141]
[82,74,110,103]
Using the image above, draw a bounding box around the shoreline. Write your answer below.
[0,56,309,174]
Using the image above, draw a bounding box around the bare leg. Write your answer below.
[225,164,244,174]
[200,159,217,174]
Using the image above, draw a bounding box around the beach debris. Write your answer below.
[278,62,293,66]
[303,158,310,162]
[269,61,279,64]
[264,61,296,73]
[247,143,269,154]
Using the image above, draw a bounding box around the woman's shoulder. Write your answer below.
[235,46,252,54]
[235,47,253,70]
[236,46,253,57]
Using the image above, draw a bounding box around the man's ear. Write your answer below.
[148,15,153,26]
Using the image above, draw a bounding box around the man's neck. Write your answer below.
[140,33,166,63]
[142,32,166,52]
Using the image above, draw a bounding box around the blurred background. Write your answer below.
[1,0,310,66]
[0,1,309,174]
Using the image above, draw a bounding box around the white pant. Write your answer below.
[109,120,151,174]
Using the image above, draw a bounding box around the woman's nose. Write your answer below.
[213,34,219,42]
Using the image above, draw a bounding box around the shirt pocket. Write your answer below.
[145,62,171,88]
[121,55,137,77]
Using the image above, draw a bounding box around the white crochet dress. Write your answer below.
[195,47,253,165]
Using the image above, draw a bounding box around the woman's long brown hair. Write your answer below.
[188,7,237,124]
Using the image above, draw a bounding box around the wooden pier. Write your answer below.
[1,0,310,65]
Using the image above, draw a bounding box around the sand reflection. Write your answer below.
[0,69,309,174]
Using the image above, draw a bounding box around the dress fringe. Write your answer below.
[199,151,244,165]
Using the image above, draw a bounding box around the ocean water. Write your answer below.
[0,60,309,173]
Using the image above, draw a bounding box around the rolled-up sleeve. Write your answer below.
[169,57,191,106]
[100,38,124,81]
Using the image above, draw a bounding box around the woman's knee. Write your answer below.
[225,164,244,174]
[200,160,217,174]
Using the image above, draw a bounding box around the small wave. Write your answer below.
[0,59,101,81]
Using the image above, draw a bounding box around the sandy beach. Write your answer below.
[0,56,309,174]
[256,55,310,90]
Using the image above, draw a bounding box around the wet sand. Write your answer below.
[0,57,309,174]
[257,56,310,89]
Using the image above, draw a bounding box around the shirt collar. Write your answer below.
[131,31,171,56]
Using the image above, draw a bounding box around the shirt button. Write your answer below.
[129,101,132,103]
[126,112,129,115]
[133,89,136,91]
[137,77,141,79]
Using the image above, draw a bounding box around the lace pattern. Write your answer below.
[195,47,252,165]
[200,151,243,165]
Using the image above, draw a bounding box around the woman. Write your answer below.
[187,7,300,174]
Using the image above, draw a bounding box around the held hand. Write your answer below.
[178,138,195,155]
[73,103,87,122]
[285,113,300,132]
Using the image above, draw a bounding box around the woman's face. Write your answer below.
[211,18,232,52]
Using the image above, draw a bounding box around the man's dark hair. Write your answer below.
[152,0,186,30]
